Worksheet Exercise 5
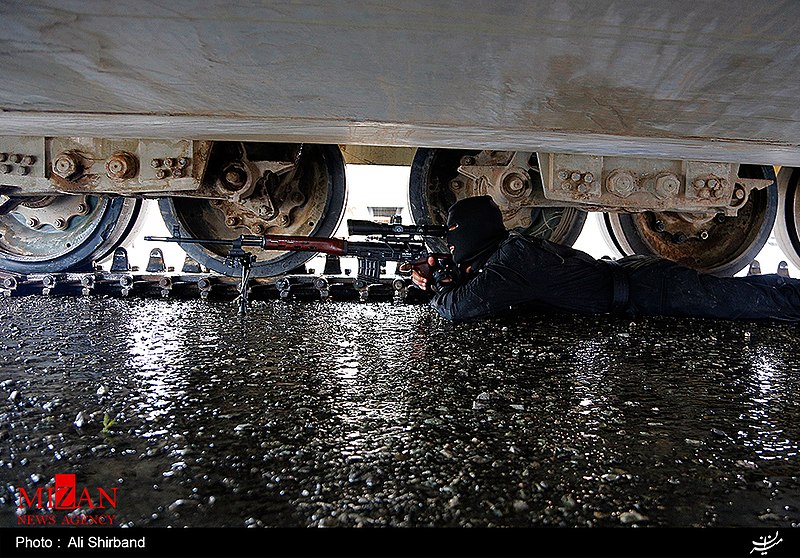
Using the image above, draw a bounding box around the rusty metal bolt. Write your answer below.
[178,157,189,168]
[278,214,290,227]
[654,174,681,198]
[734,187,746,200]
[150,158,162,168]
[693,179,706,189]
[171,167,183,178]
[53,153,80,179]
[607,170,636,198]
[577,183,590,194]
[223,168,246,189]
[557,170,569,181]
[251,224,265,235]
[26,217,39,228]
[653,220,666,233]
[21,155,36,166]
[163,157,176,168]
[570,172,582,182]
[225,216,239,227]
[54,218,67,230]
[155,169,168,179]
[560,181,571,191]
[106,152,138,180]
[15,166,29,176]
[0,164,11,174]
[584,173,594,183]
[449,179,464,191]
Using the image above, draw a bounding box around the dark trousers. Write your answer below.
[615,256,800,322]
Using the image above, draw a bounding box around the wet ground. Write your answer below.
[0,294,799,536]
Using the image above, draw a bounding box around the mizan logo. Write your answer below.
[17,474,118,525]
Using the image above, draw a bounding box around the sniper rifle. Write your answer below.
[144,218,450,313]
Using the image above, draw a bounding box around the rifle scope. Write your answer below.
[347,219,447,237]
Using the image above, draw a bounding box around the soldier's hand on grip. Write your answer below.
[407,254,453,292]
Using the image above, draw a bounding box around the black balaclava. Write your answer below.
[446,196,508,268]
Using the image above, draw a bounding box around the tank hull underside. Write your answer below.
[3,1,800,279]
[0,0,799,164]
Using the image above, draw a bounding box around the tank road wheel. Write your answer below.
[409,148,587,252]
[775,166,800,269]
[158,143,346,277]
[598,212,632,259]
[0,195,141,274]
[603,165,778,276]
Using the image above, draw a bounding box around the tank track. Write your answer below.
[0,250,432,304]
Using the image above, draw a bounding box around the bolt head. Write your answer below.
[53,154,79,178]
[151,159,162,168]
[0,164,11,174]
[155,169,168,179]
[655,174,681,198]
[0,153,7,162]
[26,217,39,228]
[584,173,594,183]
[557,170,569,181]
[15,166,29,176]
[54,218,67,229]
[21,156,36,166]
[607,170,636,197]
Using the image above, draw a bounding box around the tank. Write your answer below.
[1,1,800,277]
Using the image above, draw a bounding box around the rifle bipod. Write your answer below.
[224,238,257,315]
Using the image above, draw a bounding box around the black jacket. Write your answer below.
[430,233,800,322]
